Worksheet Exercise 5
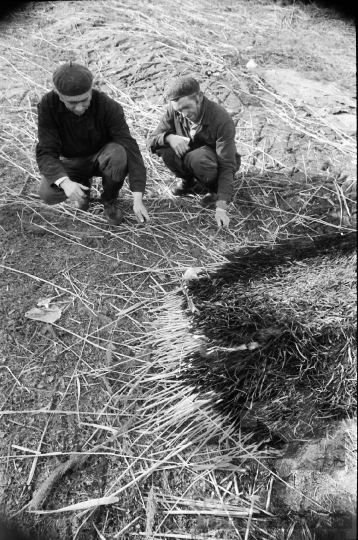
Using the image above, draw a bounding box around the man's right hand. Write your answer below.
[61,178,89,202]
[166,134,190,158]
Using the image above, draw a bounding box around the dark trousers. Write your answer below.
[156,146,241,192]
[38,142,128,205]
[157,146,219,191]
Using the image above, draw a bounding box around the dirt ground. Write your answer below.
[0,1,356,539]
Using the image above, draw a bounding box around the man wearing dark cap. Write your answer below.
[36,62,149,225]
[147,76,240,228]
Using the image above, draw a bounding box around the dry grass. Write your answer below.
[178,233,356,439]
[0,1,356,539]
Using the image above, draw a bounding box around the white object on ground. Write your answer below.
[25,306,62,324]
[183,267,204,282]
[29,495,121,514]
[246,59,258,70]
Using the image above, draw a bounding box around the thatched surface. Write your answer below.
[182,233,356,441]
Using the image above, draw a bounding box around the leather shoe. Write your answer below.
[76,197,90,212]
[171,176,196,196]
[103,199,124,225]
[199,192,218,208]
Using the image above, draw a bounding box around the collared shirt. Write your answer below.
[36,89,146,192]
[147,96,239,202]
[189,120,200,140]
[188,105,205,140]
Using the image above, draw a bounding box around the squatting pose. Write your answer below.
[147,76,241,228]
[36,62,149,225]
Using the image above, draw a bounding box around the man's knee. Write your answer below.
[156,146,176,166]
[156,146,187,177]
[98,143,127,171]
[38,177,65,205]
[185,147,218,184]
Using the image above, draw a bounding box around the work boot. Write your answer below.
[103,199,124,225]
[76,196,90,212]
[171,176,196,196]
[199,192,218,209]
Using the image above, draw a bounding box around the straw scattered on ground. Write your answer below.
[0,1,356,539]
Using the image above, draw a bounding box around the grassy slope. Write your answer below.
[0,1,356,539]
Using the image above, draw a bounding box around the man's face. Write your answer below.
[58,89,92,116]
[171,93,203,122]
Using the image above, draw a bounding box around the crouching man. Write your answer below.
[147,76,240,228]
[36,62,149,225]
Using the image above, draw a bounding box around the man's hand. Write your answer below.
[61,178,89,203]
[132,192,150,223]
[215,207,230,228]
[166,134,190,158]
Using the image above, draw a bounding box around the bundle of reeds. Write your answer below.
[179,232,356,443]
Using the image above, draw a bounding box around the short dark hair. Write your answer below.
[165,76,200,101]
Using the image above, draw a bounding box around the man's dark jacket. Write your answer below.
[147,96,239,202]
[36,89,146,192]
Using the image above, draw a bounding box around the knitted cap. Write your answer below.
[53,62,93,97]
[165,76,200,101]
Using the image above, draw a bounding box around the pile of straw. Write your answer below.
[179,232,356,442]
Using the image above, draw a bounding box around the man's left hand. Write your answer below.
[215,208,230,228]
[132,192,150,223]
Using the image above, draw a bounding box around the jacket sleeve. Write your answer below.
[105,99,147,193]
[36,95,68,184]
[215,116,237,202]
[146,105,176,154]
